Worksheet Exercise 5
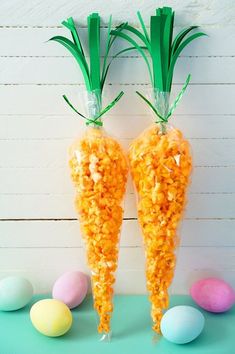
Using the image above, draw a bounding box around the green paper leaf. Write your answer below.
[50,14,127,125]
[62,17,85,57]
[62,18,90,79]
[111,30,153,86]
[137,11,150,44]
[167,32,206,91]
[101,15,112,89]
[172,26,198,54]
[49,35,91,91]
[150,15,164,90]
[88,13,101,92]
[101,22,128,89]
[122,24,152,53]
[101,45,147,90]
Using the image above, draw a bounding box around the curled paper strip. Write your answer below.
[63,91,124,126]
[136,74,191,124]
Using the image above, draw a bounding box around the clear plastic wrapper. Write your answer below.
[129,89,192,333]
[49,12,130,340]
[111,4,205,335]
[69,91,128,339]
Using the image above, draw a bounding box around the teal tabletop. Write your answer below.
[0,294,234,354]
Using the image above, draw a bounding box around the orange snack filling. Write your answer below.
[69,127,128,333]
[129,124,192,333]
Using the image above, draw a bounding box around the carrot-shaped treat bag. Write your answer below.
[112,7,206,333]
[49,14,128,339]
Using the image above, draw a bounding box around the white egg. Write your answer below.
[0,276,33,311]
[160,305,205,344]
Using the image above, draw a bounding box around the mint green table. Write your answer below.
[0,294,234,354]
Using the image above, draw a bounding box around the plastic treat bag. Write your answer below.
[49,14,128,339]
[112,7,206,333]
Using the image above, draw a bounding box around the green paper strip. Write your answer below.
[88,13,101,93]
[111,29,153,86]
[122,24,152,53]
[49,35,91,91]
[150,16,163,90]
[101,45,147,88]
[171,26,198,54]
[62,17,86,57]
[137,11,150,43]
[166,32,206,91]
[101,15,113,90]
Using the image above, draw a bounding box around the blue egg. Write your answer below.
[160,305,205,344]
[0,276,33,311]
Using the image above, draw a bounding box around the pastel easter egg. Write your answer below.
[190,278,235,313]
[0,276,33,311]
[52,271,88,309]
[160,305,205,344]
[30,299,72,337]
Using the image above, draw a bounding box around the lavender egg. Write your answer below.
[52,271,88,309]
[190,278,235,313]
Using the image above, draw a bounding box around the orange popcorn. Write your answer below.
[69,127,128,334]
[129,124,192,333]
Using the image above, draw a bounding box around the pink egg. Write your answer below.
[52,271,88,309]
[190,278,235,313]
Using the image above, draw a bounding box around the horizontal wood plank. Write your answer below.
[1,219,235,247]
[0,247,234,273]
[0,57,234,84]
[0,27,233,57]
[0,267,234,294]
[1,115,235,140]
[1,166,235,194]
[0,0,233,27]
[1,138,235,168]
[0,193,235,219]
[0,247,233,281]
[0,85,234,115]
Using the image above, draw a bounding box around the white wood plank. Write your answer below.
[0,247,233,273]
[0,267,234,294]
[0,247,233,278]
[0,85,234,115]
[1,219,235,247]
[1,115,235,140]
[0,0,233,27]
[0,193,235,219]
[1,167,235,194]
[0,27,233,57]
[0,57,234,84]
[172,270,235,295]
[0,1,234,297]
[0,266,233,294]
[1,138,235,168]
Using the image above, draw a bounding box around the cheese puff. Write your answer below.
[69,127,128,334]
[129,124,192,333]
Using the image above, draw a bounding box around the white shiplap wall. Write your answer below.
[0,0,235,294]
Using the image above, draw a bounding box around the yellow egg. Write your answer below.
[30,299,73,337]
